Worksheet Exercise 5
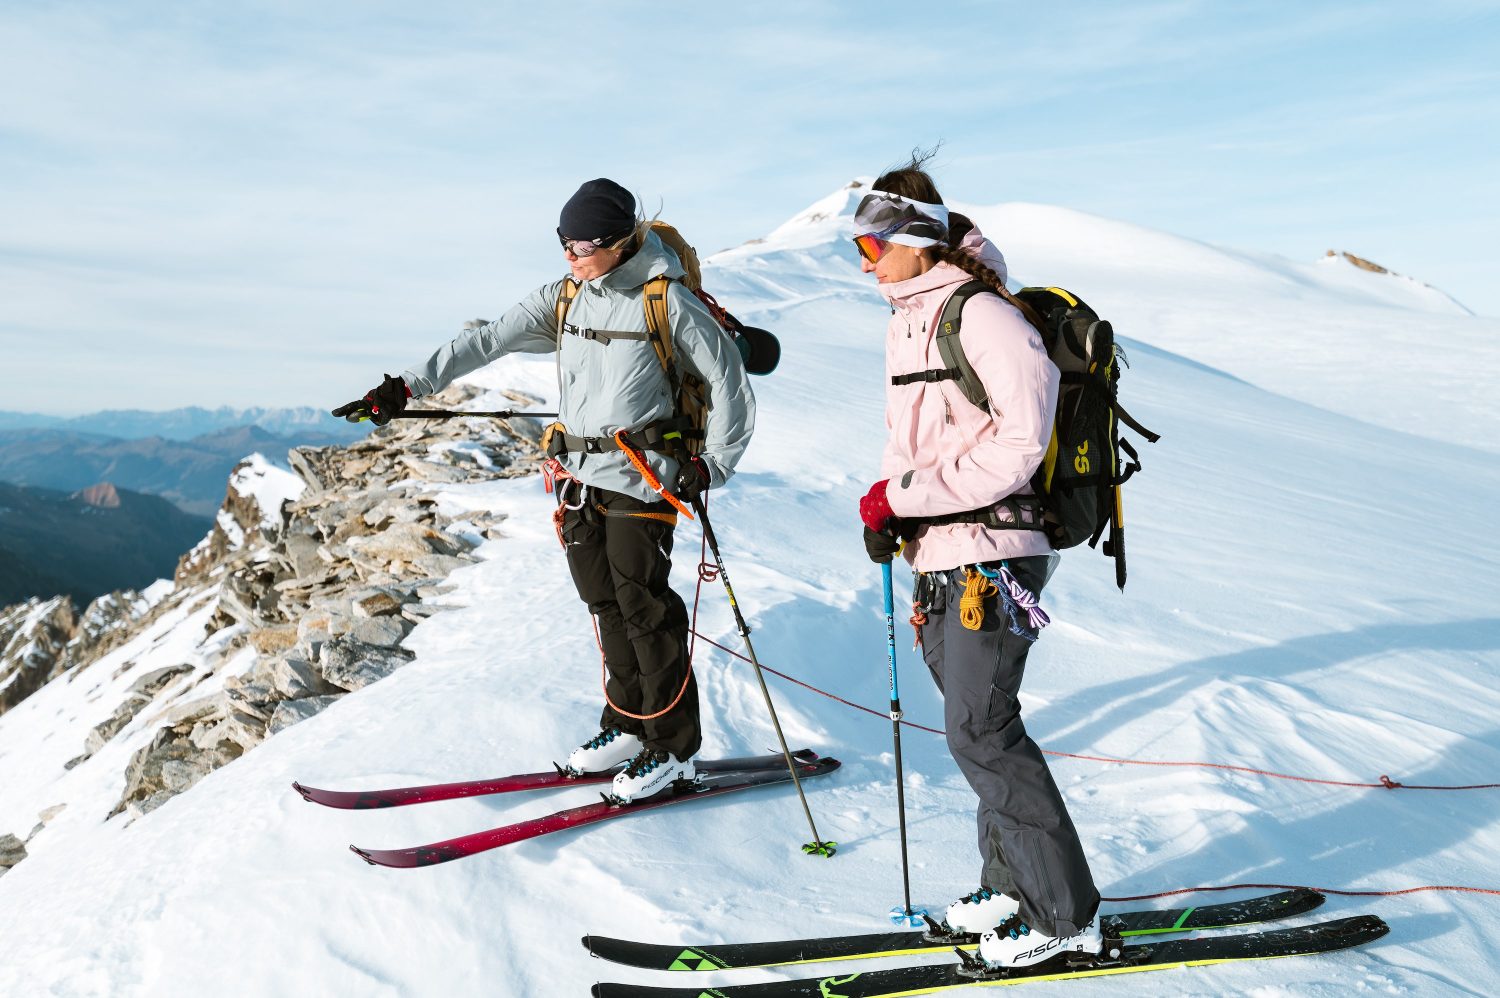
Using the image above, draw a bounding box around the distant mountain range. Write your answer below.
[0,482,212,607]
[0,405,371,443]
[0,407,367,605]
[0,420,359,517]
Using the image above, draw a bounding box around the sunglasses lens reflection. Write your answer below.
[854,234,886,263]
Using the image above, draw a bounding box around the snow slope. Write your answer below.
[1,186,1496,996]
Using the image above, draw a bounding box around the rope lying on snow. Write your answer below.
[688,632,1499,791]
[687,632,1500,899]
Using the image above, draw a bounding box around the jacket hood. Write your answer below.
[595,230,685,290]
[876,223,1009,306]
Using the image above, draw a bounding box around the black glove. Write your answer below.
[331,374,410,426]
[673,456,711,502]
[863,525,902,564]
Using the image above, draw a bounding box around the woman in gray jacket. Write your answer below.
[334,179,755,803]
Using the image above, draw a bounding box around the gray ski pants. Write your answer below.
[917,555,1099,937]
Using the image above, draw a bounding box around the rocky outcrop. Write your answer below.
[0,589,177,717]
[106,384,543,818]
[75,664,197,763]
[2,382,542,822]
[0,833,26,877]
[75,482,122,508]
[0,597,76,713]
[1325,249,1390,275]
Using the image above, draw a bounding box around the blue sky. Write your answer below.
[2,0,1496,415]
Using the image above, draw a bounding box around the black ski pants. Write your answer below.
[560,486,700,760]
[917,555,1099,937]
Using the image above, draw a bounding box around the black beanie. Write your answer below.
[558,179,636,241]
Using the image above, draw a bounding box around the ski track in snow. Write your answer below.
[1,188,1497,995]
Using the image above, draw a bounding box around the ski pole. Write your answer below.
[692,495,836,858]
[883,559,923,926]
[392,408,558,419]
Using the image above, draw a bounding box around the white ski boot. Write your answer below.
[978,914,1102,969]
[564,728,642,776]
[609,749,695,803]
[944,887,1021,935]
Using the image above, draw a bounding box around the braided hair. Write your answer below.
[873,155,1048,337]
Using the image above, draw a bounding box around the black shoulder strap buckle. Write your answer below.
[891,367,962,386]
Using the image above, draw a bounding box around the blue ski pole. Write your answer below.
[883,560,925,926]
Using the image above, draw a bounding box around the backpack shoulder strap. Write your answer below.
[641,274,676,378]
[934,279,994,414]
[554,278,581,342]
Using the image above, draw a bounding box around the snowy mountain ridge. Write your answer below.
[0,188,1496,995]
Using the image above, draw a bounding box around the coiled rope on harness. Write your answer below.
[958,568,997,631]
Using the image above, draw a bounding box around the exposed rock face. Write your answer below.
[0,597,77,713]
[2,382,543,829]
[111,716,248,818]
[0,833,26,876]
[100,384,543,818]
[1,589,179,719]
[75,482,122,508]
[75,663,198,763]
[1325,249,1391,275]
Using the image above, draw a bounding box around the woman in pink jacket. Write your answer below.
[854,160,1102,970]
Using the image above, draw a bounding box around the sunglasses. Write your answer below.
[558,228,633,258]
[853,232,895,264]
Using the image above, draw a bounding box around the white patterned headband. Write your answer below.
[852,190,950,248]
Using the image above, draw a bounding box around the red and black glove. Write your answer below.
[859,480,895,532]
[859,480,904,563]
[332,374,411,426]
[673,456,711,502]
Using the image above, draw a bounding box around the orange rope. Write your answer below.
[548,456,694,723]
[594,616,693,722]
[958,568,996,630]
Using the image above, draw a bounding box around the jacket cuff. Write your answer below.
[885,469,921,517]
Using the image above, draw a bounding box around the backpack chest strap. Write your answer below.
[891,367,962,386]
[559,323,653,345]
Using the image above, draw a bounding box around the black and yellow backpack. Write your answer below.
[919,282,1160,589]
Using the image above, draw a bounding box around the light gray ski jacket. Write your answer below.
[402,231,755,502]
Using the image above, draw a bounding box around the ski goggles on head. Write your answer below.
[557,228,633,258]
[852,190,949,249]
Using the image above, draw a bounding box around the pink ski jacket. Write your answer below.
[877,226,1060,573]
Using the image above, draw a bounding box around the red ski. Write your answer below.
[347,751,840,869]
[292,750,809,810]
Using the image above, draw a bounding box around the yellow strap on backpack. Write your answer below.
[642,275,675,374]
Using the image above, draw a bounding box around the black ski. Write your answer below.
[584,888,1324,971]
[590,915,1389,997]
